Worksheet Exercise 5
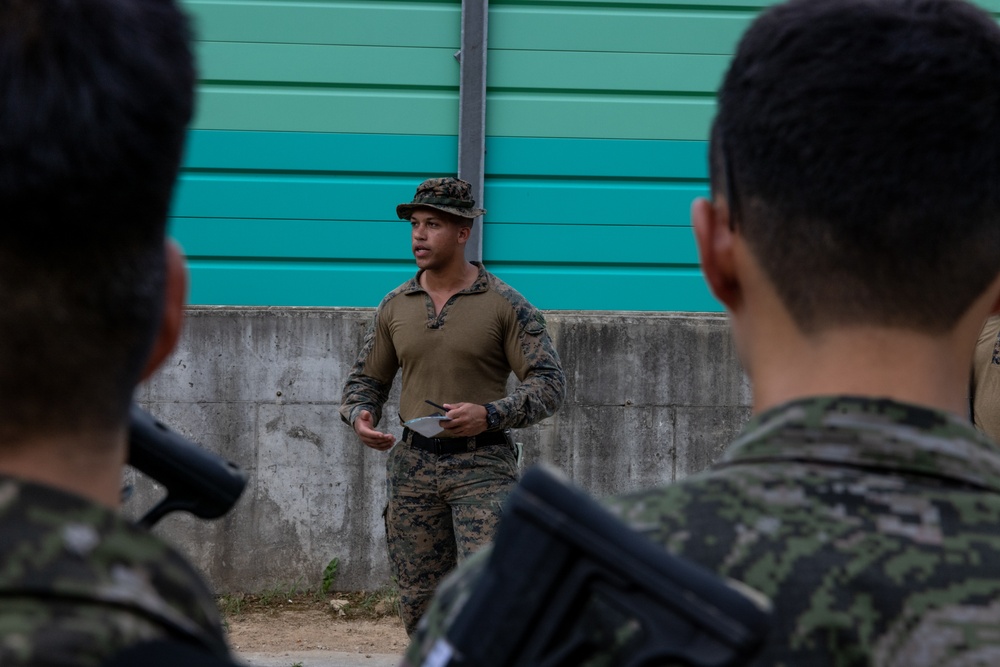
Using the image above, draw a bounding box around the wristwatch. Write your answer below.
[484,403,501,430]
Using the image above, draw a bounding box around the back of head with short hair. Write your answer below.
[712,0,1000,333]
[0,0,195,442]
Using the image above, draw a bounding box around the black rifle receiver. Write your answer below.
[431,465,771,667]
[127,404,248,529]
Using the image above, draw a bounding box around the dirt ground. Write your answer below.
[222,593,409,656]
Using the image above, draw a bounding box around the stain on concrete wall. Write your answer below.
[127,307,750,592]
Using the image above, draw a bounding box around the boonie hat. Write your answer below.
[396,177,486,221]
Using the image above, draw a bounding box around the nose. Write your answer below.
[412,222,425,239]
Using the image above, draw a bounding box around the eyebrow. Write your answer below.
[412,214,447,223]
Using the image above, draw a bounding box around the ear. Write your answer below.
[692,197,741,311]
[456,223,472,245]
[139,240,188,381]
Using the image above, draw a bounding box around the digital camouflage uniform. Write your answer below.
[0,475,230,666]
[403,396,1000,666]
[341,261,565,634]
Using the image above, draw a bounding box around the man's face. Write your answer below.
[410,208,466,271]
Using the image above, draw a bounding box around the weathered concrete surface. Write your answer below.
[127,307,750,593]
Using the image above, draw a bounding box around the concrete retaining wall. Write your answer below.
[128,307,751,593]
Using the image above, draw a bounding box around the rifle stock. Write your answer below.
[127,403,247,529]
[428,465,770,667]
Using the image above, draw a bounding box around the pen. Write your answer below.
[425,400,449,414]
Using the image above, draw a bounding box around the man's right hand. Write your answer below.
[354,410,396,451]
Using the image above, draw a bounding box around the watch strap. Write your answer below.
[484,403,501,430]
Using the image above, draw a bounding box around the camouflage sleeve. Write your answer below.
[493,304,566,430]
[339,307,399,428]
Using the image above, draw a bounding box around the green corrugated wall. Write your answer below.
[172,0,1000,310]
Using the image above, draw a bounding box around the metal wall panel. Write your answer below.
[171,130,714,309]
[189,0,1000,310]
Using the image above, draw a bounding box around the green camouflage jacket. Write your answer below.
[402,396,1000,666]
[0,475,230,665]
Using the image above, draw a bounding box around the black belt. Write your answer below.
[403,427,508,455]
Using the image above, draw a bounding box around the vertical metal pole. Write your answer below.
[457,0,488,262]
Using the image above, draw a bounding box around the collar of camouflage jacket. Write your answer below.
[722,395,1000,493]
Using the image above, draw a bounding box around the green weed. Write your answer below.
[256,577,303,606]
[321,557,340,594]
[348,584,400,617]
[217,592,246,617]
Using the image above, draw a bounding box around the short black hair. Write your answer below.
[712,0,1000,333]
[0,0,195,441]
[449,212,474,229]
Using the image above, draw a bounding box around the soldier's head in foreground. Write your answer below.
[0,0,195,504]
[695,0,1000,408]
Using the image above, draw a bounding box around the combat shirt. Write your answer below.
[403,396,1000,666]
[340,262,564,432]
[0,474,230,666]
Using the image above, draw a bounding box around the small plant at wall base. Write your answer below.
[322,557,340,595]
[354,585,399,617]
[255,576,307,607]
[217,592,246,617]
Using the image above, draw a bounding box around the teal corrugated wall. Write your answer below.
[172,0,1000,310]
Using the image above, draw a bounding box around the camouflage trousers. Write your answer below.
[385,439,518,635]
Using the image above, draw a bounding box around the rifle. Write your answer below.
[127,403,247,529]
[427,465,771,667]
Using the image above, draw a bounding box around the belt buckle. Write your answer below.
[468,436,477,452]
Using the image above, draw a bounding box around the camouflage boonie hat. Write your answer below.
[396,177,486,221]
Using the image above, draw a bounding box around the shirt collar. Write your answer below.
[403,261,489,295]
[724,396,1000,493]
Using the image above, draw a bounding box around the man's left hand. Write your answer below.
[438,403,488,437]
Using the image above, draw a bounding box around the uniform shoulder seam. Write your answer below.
[484,271,542,329]
[376,280,414,310]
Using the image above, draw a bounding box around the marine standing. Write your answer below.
[340,177,565,634]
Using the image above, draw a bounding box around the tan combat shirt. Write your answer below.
[340,263,564,433]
